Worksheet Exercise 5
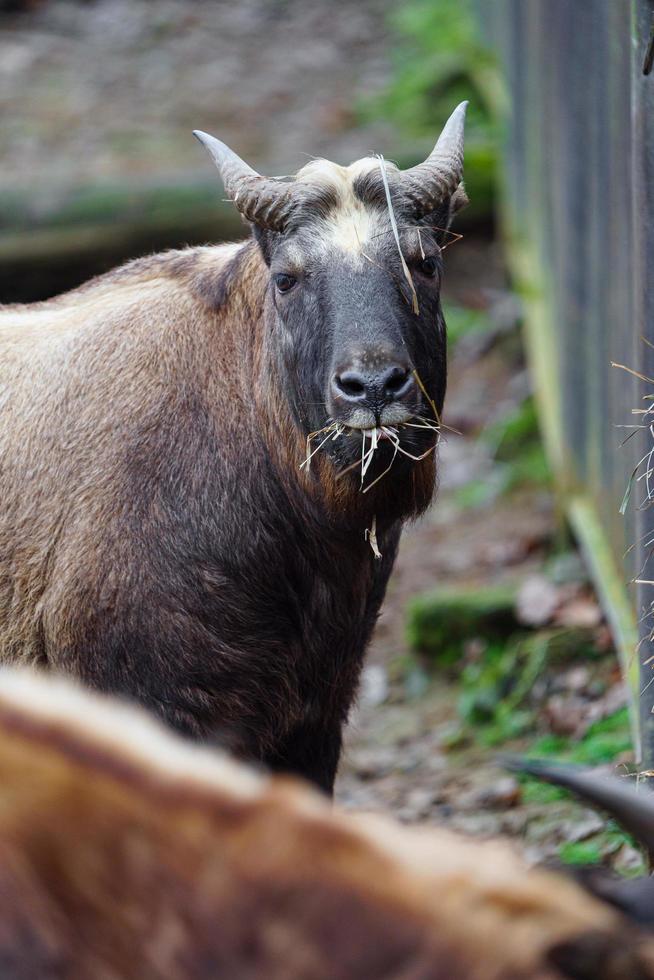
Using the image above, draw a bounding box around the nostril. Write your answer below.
[383,366,413,400]
[385,367,411,394]
[335,372,366,399]
[332,364,414,407]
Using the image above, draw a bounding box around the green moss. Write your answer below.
[514,708,634,826]
[521,781,568,804]
[406,585,518,665]
[528,709,632,767]
[569,709,632,766]
[529,733,571,757]
[517,710,638,869]
[453,630,615,746]
[559,828,633,868]
[406,576,614,745]
[558,839,605,866]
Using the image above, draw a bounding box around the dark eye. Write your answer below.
[274,273,297,293]
[418,256,438,278]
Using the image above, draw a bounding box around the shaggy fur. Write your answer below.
[0,668,652,980]
[0,150,455,792]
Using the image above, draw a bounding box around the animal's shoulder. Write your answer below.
[0,241,252,317]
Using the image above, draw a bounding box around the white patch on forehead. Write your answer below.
[294,156,395,255]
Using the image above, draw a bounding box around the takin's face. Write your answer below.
[194,104,467,488]
[255,158,454,478]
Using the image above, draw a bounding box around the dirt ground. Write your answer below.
[335,236,640,874]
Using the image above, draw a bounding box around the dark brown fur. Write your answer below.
[0,670,653,980]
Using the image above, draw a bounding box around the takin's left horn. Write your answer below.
[399,101,468,216]
[193,130,299,232]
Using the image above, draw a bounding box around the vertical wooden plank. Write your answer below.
[486,0,642,748]
[633,0,654,767]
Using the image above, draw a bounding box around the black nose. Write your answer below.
[332,364,414,411]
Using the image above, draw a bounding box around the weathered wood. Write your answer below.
[482,0,654,761]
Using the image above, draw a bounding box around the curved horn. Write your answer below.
[193,131,298,232]
[400,101,468,215]
[503,757,654,861]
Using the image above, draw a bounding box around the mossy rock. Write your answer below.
[406,584,518,666]
[534,627,604,665]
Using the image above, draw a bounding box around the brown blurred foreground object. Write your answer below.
[0,670,652,980]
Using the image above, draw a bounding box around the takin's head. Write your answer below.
[194,104,467,506]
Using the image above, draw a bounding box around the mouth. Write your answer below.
[351,424,396,442]
[300,417,440,492]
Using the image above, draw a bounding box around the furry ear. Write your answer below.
[450,182,469,216]
[420,182,468,246]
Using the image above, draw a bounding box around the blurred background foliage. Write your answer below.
[361,0,501,227]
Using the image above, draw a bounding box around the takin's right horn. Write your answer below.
[193,130,302,232]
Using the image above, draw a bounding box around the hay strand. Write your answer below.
[376,154,419,315]
[365,515,382,559]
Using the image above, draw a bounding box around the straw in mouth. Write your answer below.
[300,417,441,493]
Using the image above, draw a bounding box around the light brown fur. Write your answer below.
[0,668,651,980]
[0,243,259,669]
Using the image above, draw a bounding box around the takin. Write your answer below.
[0,667,654,980]
[0,104,469,793]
